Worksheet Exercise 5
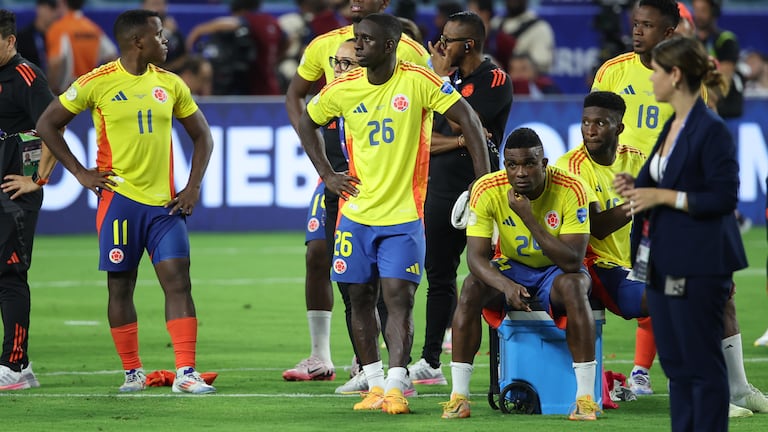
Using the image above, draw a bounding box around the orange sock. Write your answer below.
[111,322,142,370]
[167,317,197,369]
[634,317,656,369]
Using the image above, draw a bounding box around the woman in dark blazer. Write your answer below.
[614,36,748,432]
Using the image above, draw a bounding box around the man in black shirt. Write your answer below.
[410,11,513,384]
[0,9,56,390]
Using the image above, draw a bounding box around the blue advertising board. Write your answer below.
[37,97,768,234]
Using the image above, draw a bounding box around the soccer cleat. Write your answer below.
[353,386,385,410]
[381,388,410,414]
[737,384,768,413]
[282,356,336,381]
[629,368,653,395]
[21,363,40,388]
[441,394,471,419]
[729,402,754,418]
[335,370,368,394]
[118,368,147,392]
[569,395,602,420]
[172,367,216,394]
[0,365,29,391]
[754,328,768,346]
[409,358,447,385]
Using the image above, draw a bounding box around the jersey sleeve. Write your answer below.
[59,76,92,115]
[306,88,339,127]
[171,74,199,119]
[466,175,498,239]
[469,68,513,124]
[591,61,614,92]
[16,63,55,122]
[421,67,462,114]
[558,176,591,235]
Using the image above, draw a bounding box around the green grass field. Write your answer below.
[2,228,767,431]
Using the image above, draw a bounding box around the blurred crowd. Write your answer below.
[14,0,768,101]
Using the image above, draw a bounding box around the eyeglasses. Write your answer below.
[439,35,473,45]
[329,57,357,71]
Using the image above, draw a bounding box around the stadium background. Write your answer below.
[6,0,767,233]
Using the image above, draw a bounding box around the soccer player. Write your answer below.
[409,11,513,386]
[35,10,215,394]
[284,0,430,394]
[282,40,359,382]
[555,92,648,321]
[441,128,600,421]
[0,8,55,390]
[298,13,491,414]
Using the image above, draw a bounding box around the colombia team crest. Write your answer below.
[333,258,348,274]
[109,248,125,264]
[392,94,409,112]
[152,87,168,103]
[544,210,560,229]
[307,217,320,233]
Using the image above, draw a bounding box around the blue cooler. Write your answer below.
[497,309,605,415]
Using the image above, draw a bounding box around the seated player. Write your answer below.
[441,128,600,421]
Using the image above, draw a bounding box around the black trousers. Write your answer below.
[0,209,38,370]
[420,192,466,367]
[647,269,730,432]
[324,190,388,371]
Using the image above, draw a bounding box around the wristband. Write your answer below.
[31,171,48,186]
[675,191,685,209]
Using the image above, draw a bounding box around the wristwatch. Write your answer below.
[31,171,48,186]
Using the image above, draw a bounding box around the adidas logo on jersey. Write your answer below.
[405,263,420,275]
[621,85,636,95]
[502,216,516,227]
[353,102,368,113]
[111,91,128,101]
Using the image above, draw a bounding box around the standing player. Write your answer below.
[35,10,215,394]
[284,0,430,394]
[409,11,513,385]
[298,14,490,414]
[593,0,768,415]
[555,92,648,322]
[0,8,56,390]
[282,39,359,382]
[441,128,599,421]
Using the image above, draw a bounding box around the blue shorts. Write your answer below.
[96,190,189,271]
[331,215,425,284]
[588,264,645,319]
[493,257,591,320]
[305,182,326,244]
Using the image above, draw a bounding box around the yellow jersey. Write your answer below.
[592,52,674,156]
[297,24,430,84]
[306,61,461,226]
[555,144,646,268]
[60,59,198,206]
[467,166,591,269]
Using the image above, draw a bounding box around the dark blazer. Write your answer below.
[630,98,748,277]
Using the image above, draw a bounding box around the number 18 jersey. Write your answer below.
[59,59,198,206]
[592,52,673,156]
